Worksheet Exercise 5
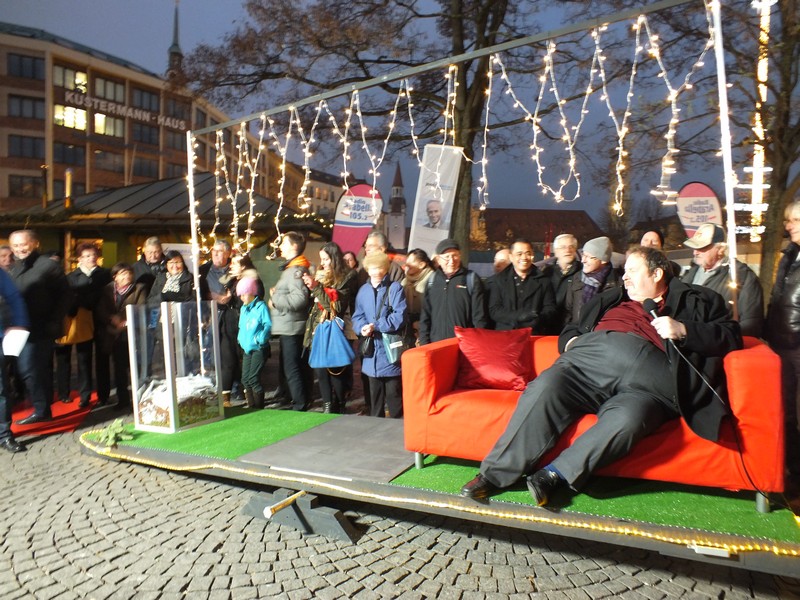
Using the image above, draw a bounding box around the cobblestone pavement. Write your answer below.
[2,408,800,600]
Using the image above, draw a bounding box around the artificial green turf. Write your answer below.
[389,455,800,544]
[113,408,338,460]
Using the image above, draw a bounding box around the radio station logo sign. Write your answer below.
[332,183,382,255]
[676,182,722,237]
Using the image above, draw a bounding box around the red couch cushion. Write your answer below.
[455,327,534,391]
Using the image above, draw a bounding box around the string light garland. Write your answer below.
[80,431,800,559]
[496,45,595,206]
[202,1,722,246]
[641,4,715,206]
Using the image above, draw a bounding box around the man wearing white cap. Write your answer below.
[681,223,763,337]
[563,236,622,325]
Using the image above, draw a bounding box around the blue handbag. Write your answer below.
[309,316,355,370]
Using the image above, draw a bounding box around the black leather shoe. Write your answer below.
[0,437,25,453]
[526,469,562,506]
[460,474,498,499]
[14,413,52,426]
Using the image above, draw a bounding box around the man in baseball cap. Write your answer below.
[681,222,763,336]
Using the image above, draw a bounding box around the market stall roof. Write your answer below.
[2,173,287,231]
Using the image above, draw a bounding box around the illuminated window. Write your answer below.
[54,104,87,130]
[53,65,87,92]
[94,114,124,137]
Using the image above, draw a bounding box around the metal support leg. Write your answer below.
[415,452,425,469]
[756,492,771,513]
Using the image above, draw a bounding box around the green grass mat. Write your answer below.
[390,455,800,544]
[108,409,338,460]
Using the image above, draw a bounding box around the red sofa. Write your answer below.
[402,335,784,509]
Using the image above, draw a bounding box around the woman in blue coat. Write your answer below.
[352,252,407,418]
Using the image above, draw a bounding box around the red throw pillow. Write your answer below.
[455,327,534,391]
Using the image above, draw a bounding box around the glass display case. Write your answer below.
[127,300,223,432]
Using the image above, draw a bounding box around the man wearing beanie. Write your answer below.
[563,236,622,325]
[419,238,487,344]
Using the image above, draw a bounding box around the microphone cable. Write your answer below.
[642,298,791,514]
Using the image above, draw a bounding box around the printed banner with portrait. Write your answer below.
[407,145,463,257]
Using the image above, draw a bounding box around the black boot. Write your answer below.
[252,390,265,410]
[322,401,333,414]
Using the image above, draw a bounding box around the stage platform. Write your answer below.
[79,409,800,578]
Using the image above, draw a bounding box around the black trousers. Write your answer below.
[280,334,311,411]
[241,348,266,394]
[481,331,679,490]
[0,352,11,441]
[55,340,94,403]
[776,345,800,479]
[367,375,402,418]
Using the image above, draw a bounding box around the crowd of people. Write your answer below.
[0,217,797,504]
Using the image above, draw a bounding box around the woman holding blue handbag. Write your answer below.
[302,242,358,414]
[352,252,408,418]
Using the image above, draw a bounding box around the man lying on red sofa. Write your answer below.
[460,246,743,506]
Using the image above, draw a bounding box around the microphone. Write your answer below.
[642,298,659,319]
[643,298,676,350]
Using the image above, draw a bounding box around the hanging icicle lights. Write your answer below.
[197,0,718,243]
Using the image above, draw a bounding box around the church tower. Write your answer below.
[166,0,184,80]
[385,163,407,251]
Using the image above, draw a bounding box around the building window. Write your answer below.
[94,114,124,137]
[8,135,45,159]
[166,163,186,178]
[132,88,160,112]
[195,140,207,162]
[133,157,158,178]
[53,65,88,92]
[9,95,45,120]
[194,108,207,129]
[9,175,44,198]
[7,53,45,79]
[53,179,86,199]
[132,123,159,146]
[165,130,187,151]
[54,104,87,130]
[54,142,86,166]
[165,98,190,121]
[94,150,124,173]
[94,77,125,103]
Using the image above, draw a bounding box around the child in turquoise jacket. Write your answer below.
[236,276,272,409]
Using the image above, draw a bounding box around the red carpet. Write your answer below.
[11,392,97,436]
